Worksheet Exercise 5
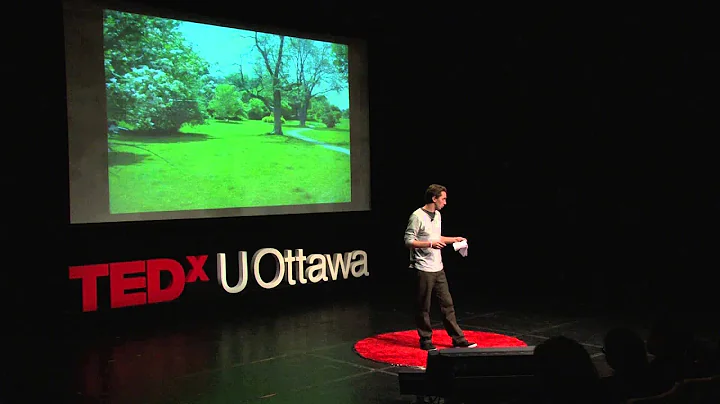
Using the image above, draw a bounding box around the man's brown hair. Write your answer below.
[424,184,447,204]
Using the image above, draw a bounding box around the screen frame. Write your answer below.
[63,0,371,224]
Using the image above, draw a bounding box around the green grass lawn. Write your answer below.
[108,119,351,214]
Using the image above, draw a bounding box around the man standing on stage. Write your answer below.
[404,184,477,351]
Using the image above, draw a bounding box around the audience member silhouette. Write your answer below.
[715,339,720,374]
[533,336,604,403]
[646,314,695,385]
[600,327,670,401]
[696,339,720,377]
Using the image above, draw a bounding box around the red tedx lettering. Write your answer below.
[186,255,209,283]
[110,261,146,308]
[68,255,209,312]
[69,264,108,312]
[147,258,185,304]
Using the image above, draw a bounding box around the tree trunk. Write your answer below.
[299,95,312,127]
[298,108,306,127]
[272,88,283,135]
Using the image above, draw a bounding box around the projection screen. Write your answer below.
[63,0,370,224]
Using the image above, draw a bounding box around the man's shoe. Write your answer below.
[420,340,437,351]
[453,340,477,348]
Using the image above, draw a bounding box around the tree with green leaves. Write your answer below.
[290,39,346,127]
[253,33,287,135]
[308,96,343,128]
[208,84,245,120]
[331,43,348,81]
[104,10,210,132]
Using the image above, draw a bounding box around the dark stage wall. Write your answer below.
[8,3,719,332]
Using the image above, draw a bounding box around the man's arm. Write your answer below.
[441,236,466,244]
[404,215,438,249]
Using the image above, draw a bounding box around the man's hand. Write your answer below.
[431,240,446,249]
[455,237,466,243]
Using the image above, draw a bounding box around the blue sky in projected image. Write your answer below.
[176,21,349,110]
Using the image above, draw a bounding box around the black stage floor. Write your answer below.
[8,286,718,404]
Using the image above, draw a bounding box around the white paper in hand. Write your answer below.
[452,240,468,257]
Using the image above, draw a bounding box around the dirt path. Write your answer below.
[284,127,350,155]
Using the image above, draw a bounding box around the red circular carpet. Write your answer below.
[354,329,527,368]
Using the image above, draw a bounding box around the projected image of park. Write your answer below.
[104,10,350,214]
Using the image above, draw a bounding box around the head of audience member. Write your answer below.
[604,327,650,374]
[534,336,601,401]
[647,315,693,361]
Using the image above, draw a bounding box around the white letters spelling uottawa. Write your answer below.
[216,248,369,293]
